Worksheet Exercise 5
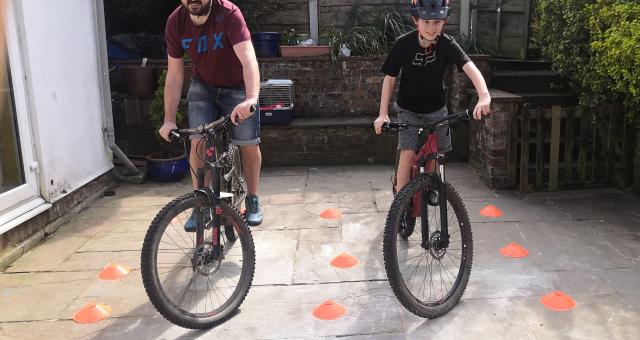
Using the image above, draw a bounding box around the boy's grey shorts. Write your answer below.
[394,102,452,152]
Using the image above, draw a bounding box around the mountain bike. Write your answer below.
[141,114,254,329]
[382,109,473,318]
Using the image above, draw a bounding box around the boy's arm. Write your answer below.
[462,62,491,120]
[374,75,397,134]
[159,55,185,141]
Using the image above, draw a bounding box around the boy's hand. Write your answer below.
[473,96,491,120]
[374,115,390,134]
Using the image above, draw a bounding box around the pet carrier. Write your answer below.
[258,79,295,125]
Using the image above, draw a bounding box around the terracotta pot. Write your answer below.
[280,46,331,58]
[122,66,157,97]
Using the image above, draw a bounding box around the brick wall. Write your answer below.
[468,89,522,189]
[258,56,385,118]
[111,55,473,164]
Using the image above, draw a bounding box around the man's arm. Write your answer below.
[230,40,260,124]
[159,55,185,140]
[462,62,491,120]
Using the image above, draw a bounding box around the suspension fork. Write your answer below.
[194,137,222,258]
[437,157,450,248]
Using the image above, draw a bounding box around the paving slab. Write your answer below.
[1,164,639,339]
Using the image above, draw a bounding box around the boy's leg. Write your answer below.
[396,149,416,192]
[396,103,420,192]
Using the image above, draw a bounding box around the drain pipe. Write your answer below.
[94,0,138,175]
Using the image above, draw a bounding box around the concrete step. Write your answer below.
[491,58,552,72]
[490,70,569,93]
[517,92,578,107]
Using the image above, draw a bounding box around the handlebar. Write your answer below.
[168,104,257,142]
[381,109,470,133]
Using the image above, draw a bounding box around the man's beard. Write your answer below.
[184,1,212,16]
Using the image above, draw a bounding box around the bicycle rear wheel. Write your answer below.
[383,173,473,318]
[141,193,255,329]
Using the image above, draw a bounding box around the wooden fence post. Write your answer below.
[549,105,562,191]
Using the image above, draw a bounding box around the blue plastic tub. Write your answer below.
[252,32,281,58]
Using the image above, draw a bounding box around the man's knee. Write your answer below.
[240,144,260,154]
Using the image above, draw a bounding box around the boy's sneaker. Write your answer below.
[244,195,263,226]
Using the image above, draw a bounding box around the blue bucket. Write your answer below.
[146,153,189,182]
[252,32,281,58]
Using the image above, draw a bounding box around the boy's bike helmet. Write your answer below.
[410,0,451,20]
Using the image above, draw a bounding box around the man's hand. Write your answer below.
[473,95,491,120]
[374,114,390,134]
[159,121,178,142]
[230,100,257,125]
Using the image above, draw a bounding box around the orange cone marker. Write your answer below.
[313,300,346,320]
[480,204,503,218]
[320,208,343,219]
[330,253,358,268]
[73,303,112,324]
[541,291,576,311]
[99,263,131,280]
[500,243,529,258]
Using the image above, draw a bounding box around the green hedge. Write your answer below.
[534,0,640,122]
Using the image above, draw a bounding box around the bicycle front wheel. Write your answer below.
[141,193,255,329]
[383,173,473,318]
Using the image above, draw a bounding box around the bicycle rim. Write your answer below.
[141,193,255,329]
[383,174,473,318]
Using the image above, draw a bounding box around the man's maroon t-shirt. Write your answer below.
[165,0,251,88]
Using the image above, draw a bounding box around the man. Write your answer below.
[159,0,263,227]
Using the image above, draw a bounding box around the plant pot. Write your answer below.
[146,151,189,182]
[252,32,282,58]
[122,65,158,96]
[280,45,331,58]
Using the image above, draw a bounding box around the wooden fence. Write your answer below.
[514,104,634,192]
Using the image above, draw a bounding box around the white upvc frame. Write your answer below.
[0,0,48,235]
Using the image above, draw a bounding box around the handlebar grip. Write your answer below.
[460,109,471,121]
[169,130,182,142]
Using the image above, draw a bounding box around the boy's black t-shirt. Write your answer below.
[381,31,471,114]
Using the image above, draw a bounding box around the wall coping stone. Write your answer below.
[467,88,523,102]
[263,116,373,129]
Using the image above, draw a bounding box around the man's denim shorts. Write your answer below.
[186,78,261,146]
[394,102,452,153]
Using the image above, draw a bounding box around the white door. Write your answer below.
[0,1,46,234]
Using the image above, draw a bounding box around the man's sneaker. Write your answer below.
[244,194,263,226]
[184,209,210,232]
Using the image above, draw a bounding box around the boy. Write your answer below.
[373,0,491,192]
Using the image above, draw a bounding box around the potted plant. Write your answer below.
[279,28,331,58]
[147,69,189,182]
[233,0,285,57]
[326,8,412,61]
